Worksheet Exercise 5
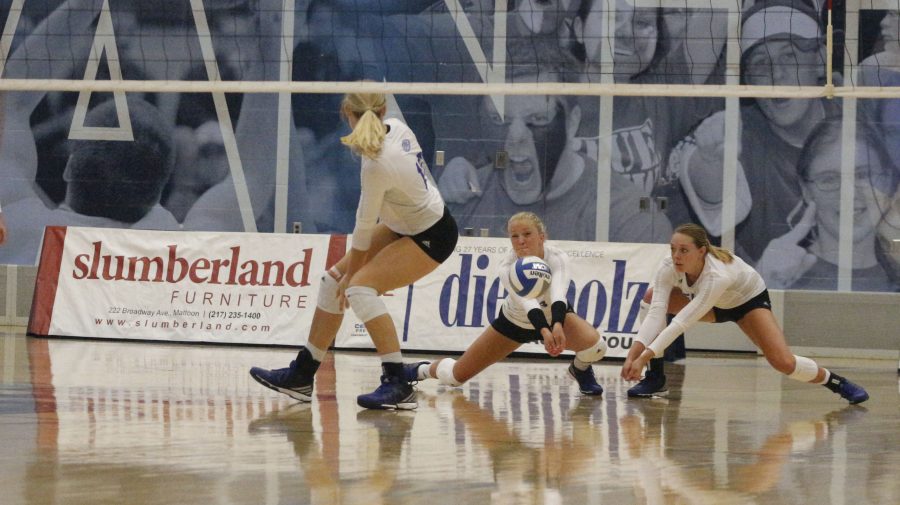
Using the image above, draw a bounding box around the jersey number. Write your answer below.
[415,153,429,189]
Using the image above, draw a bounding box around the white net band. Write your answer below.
[0,79,898,99]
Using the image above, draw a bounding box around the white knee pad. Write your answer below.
[316,270,344,314]
[787,355,819,382]
[575,338,607,363]
[345,286,388,322]
[436,358,462,387]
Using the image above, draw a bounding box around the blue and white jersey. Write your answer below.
[498,244,570,329]
[351,118,445,251]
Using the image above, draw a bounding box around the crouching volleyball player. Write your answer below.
[622,223,869,404]
[407,212,608,395]
[249,91,458,410]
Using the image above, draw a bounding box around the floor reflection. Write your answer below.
[0,330,897,505]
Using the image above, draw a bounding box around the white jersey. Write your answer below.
[638,254,767,356]
[498,244,570,329]
[351,118,445,250]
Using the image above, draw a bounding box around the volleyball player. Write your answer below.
[639,0,836,388]
[408,212,607,395]
[622,223,870,404]
[250,91,459,410]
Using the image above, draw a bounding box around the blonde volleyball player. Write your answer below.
[408,212,607,395]
[250,91,458,410]
[622,223,869,404]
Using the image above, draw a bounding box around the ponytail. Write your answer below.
[707,244,734,263]
[340,92,387,159]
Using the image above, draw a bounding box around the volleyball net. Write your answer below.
[0,0,898,98]
[0,0,899,294]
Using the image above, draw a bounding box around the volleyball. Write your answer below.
[508,256,552,299]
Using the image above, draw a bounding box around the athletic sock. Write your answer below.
[572,357,590,371]
[305,343,327,363]
[380,351,403,364]
[647,356,665,378]
[815,369,831,385]
[823,371,844,393]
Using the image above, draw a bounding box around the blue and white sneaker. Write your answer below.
[567,363,604,396]
[827,374,869,404]
[627,373,668,398]
[249,353,318,402]
[403,361,431,383]
[358,363,417,410]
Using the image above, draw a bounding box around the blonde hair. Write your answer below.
[674,223,734,263]
[340,92,387,159]
[507,212,547,237]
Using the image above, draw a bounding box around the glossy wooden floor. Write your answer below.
[1,328,898,505]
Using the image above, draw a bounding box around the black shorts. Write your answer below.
[713,290,772,323]
[406,206,458,263]
[491,305,575,345]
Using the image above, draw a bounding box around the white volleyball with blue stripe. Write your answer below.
[509,256,552,299]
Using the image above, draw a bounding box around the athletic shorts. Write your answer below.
[713,289,772,323]
[491,305,575,345]
[406,206,458,263]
